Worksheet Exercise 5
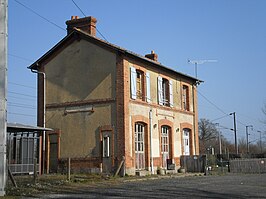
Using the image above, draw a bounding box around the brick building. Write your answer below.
[28,16,202,175]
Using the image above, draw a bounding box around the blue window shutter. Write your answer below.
[130,67,137,99]
[169,80,173,107]
[146,72,151,103]
[158,76,163,105]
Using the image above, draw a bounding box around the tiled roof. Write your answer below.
[28,28,202,83]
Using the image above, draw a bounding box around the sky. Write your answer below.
[7,0,266,144]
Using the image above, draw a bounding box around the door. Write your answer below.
[161,126,169,168]
[135,123,145,170]
[183,129,190,155]
[102,131,113,174]
[49,133,59,173]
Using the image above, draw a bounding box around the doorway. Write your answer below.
[135,123,145,170]
[183,129,190,155]
[161,126,170,168]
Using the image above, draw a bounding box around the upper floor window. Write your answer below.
[136,70,144,100]
[182,85,189,111]
[158,76,173,107]
[130,67,151,103]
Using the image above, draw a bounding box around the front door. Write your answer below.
[48,133,59,173]
[183,129,190,155]
[161,126,169,168]
[102,131,113,174]
[135,123,145,170]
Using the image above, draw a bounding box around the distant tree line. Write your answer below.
[198,118,266,155]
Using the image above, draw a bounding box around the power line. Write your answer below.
[71,0,108,42]
[9,82,36,90]
[8,53,33,62]
[8,95,36,101]
[211,114,230,122]
[71,0,86,17]
[14,0,65,32]
[96,28,108,42]
[198,90,228,115]
[198,89,260,133]
[8,102,36,109]
[8,91,36,98]
[8,104,36,110]
[8,112,36,117]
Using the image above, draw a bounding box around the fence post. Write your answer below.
[67,158,71,181]
[33,158,37,184]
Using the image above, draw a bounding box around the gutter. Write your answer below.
[30,68,46,174]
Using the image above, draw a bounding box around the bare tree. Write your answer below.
[198,118,219,154]
[238,137,246,154]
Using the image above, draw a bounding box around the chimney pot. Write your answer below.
[66,16,97,36]
[145,50,158,62]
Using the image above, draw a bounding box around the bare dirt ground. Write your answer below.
[4,173,266,198]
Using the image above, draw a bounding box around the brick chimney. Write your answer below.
[66,16,97,36]
[145,50,158,62]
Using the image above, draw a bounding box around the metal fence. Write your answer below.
[230,158,266,173]
[9,163,39,174]
[7,133,40,174]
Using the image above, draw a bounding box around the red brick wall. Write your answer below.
[115,53,126,164]
[58,157,101,173]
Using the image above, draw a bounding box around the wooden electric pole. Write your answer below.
[0,0,8,196]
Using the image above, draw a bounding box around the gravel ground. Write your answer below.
[36,173,266,199]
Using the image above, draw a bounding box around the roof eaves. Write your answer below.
[28,28,203,83]
[76,29,202,83]
[7,122,53,132]
[28,31,76,70]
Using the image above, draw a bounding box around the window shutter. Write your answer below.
[130,67,137,99]
[158,76,163,105]
[146,72,151,103]
[169,80,173,107]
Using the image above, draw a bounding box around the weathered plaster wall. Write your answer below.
[44,39,117,158]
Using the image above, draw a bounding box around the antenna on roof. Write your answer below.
[188,59,217,78]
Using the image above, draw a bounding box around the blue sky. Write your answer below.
[7,0,266,143]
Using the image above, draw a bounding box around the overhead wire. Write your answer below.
[211,114,230,122]
[71,0,86,17]
[8,112,36,117]
[8,91,36,98]
[9,82,36,90]
[8,53,33,62]
[8,95,36,101]
[198,90,228,115]
[8,102,36,109]
[14,0,65,32]
[198,89,264,137]
[71,0,108,42]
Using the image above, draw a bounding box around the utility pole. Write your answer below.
[246,125,253,154]
[0,0,8,196]
[230,112,238,154]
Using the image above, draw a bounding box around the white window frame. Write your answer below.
[103,136,110,158]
